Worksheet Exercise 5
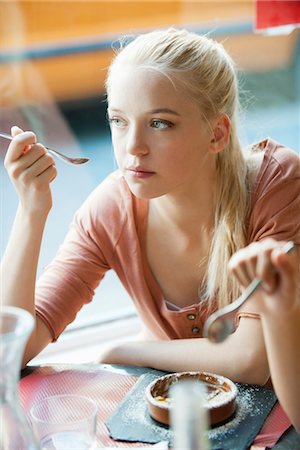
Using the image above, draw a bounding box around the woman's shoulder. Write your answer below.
[73,170,145,238]
[77,171,127,214]
[247,138,300,196]
[263,138,299,171]
[247,138,300,243]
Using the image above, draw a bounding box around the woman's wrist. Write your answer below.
[17,202,51,223]
[260,301,300,324]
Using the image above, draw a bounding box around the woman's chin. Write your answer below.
[126,180,167,200]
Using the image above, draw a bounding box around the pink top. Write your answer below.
[35,138,300,341]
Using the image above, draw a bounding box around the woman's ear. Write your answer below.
[209,114,231,153]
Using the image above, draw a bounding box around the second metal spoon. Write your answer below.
[0,131,90,165]
[203,241,296,343]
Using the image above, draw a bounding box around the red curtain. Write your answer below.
[255,0,300,31]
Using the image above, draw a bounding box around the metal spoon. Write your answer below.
[0,131,90,165]
[203,241,296,343]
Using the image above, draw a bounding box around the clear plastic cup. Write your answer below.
[30,394,98,450]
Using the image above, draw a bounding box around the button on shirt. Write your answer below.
[187,313,196,320]
[165,301,203,337]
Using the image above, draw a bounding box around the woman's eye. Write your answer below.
[151,119,173,129]
[107,117,125,128]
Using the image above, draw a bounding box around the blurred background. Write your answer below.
[1,1,299,337]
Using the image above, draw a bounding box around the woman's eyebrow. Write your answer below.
[107,108,122,113]
[107,107,181,116]
[148,108,180,116]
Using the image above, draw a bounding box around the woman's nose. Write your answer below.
[126,126,149,156]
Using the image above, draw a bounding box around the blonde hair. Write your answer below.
[106,28,250,308]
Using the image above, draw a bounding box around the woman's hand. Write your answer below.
[4,126,57,215]
[228,239,299,317]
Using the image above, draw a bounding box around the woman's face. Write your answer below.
[107,64,215,200]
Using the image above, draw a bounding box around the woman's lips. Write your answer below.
[126,166,155,179]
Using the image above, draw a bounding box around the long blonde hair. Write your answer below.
[106,28,250,308]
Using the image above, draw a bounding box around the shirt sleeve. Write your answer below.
[248,144,300,245]
[35,173,127,340]
[237,142,300,322]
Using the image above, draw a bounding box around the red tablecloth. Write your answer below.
[250,402,291,450]
[19,366,291,449]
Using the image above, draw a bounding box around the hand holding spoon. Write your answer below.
[0,131,90,165]
[203,241,296,343]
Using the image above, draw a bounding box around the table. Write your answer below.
[20,364,300,450]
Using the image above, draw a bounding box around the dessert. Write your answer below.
[145,371,238,426]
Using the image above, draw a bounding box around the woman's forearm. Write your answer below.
[100,318,269,385]
[0,204,48,315]
[261,307,300,433]
[1,205,54,366]
[1,128,57,365]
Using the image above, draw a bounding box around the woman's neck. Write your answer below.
[149,184,216,235]
[146,185,215,308]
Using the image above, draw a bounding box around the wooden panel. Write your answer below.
[224,31,299,71]
[0,0,298,106]
[1,1,254,48]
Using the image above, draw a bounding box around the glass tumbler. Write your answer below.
[30,394,98,450]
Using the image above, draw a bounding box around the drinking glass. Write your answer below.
[170,380,211,450]
[30,394,98,450]
[0,306,40,450]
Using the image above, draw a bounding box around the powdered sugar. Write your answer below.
[208,384,274,439]
[109,379,172,443]
[208,389,251,438]
[107,373,277,450]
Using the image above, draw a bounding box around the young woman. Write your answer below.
[228,238,300,434]
[1,28,299,384]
